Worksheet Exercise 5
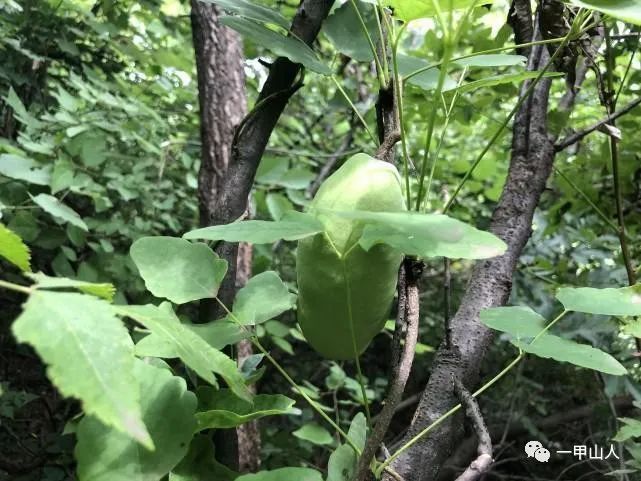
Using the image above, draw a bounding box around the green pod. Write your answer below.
[296,153,406,360]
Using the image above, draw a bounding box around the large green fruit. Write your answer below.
[296,153,406,360]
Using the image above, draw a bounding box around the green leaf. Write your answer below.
[232,271,296,325]
[236,468,323,481]
[135,319,248,357]
[329,211,506,259]
[266,192,294,220]
[323,1,378,62]
[480,306,547,338]
[453,54,527,68]
[4,87,42,127]
[184,211,323,244]
[0,223,31,271]
[170,435,238,481]
[12,291,151,447]
[28,272,115,301]
[556,285,641,316]
[76,361,197,481]
[326,413,367,481]
[449,71,563,94]
[199,0,289,28]
[397,54,457,91]
[116,304,252,402]
[31,193,88,231]
[569,1,641,25]
[277,167,316,189]
[513,335,627,376]
[388,0,493,22]
[614,418,641,442]
[0,154,51,185]
[195,387,296,430]
[221,17,331,75]
[293,423,334,445]
[130,237,228,304]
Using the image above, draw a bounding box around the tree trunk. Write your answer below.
[190,0,252,470]
[386,4,557,479]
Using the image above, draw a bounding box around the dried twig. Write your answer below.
[554,96,641,151]
[452,378,493,481]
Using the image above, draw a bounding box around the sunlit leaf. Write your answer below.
[117,303,252,402]
[0,154,51,185]
[12,291,151,447]
[388,0,493,22]
[31,193,88,231]
[0,223,31,271]
[130,237,228,304]
[184,211,323,244]
[76,361,197,481]
[28,272,115,301]
[569,0,641,25]
[556,285,641,316]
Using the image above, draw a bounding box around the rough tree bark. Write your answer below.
[385,3,556,480]
[190,0,254,470]
[190,0,335,471]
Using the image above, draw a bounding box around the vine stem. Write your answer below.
[214,298,362,455]
[376,310,569,476]
[331,75,378,146]
[0,279,32,295]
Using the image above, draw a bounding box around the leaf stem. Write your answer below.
[0,279,32,295]
[350,0,387,87]
[214,297,362,454]
[331,75,378,146]
[377,308,569,475]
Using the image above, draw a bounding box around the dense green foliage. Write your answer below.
[2,1,641,481]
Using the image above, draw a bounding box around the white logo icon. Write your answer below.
[525,441,543,458]
[525,441,550,462]
[534,447,550,462]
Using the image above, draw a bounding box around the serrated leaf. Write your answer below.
[135,319,248,357]
[513,335,627,376]
[480,306,547,338]
[0,154,51,185]
[12,291,151,447]
[183,211,323,243]
[569,1,641,25]
[329,210,506,259]
[116,304,252,403]
[221,17,331,75]
[556,285,641,316]
[199,0,289,28]
[31,193,88,231]
[76,361,197,481]
[28,272,115,301]
[130,237,228,304]
[293,423,334,445]
[0,223,31,271]
[614,417,641,442]
[195,387,296,430]
[232,271,296,325]
[236,468,323,481]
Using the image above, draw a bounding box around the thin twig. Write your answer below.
[554,96,641,151]
[355,260,421,481]
[452,378,493,481]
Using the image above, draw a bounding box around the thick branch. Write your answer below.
[555,96,641,151]
[356,260,421,481]
[201,0,335,308]
[452,379,493,481]
[385,11,556,480]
